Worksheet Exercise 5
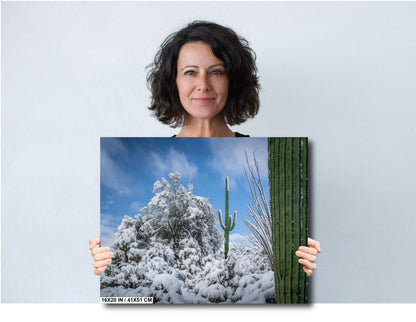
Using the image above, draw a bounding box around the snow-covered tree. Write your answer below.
[102,173,222,294]
[140,172,221,256]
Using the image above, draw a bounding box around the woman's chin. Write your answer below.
[185,109,223,123]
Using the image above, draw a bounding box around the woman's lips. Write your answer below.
[192,98,215,102]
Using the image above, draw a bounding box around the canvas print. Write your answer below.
[100,137,308,304]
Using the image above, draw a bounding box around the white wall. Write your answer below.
[2,1,416,303]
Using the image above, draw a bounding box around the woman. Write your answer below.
[90,21,321,276]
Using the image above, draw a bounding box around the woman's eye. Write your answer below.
[184,70,196,76]
[211,70,225,76]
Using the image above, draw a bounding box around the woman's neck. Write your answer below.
[176,117,235,137]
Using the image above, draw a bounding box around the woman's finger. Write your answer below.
[303,267,313,276]
[91,246,111,256]
[93,258,112,269]
[307,238,321,253]
[89,237,101,250]
[298,258,317,270]
[93,251,114,261]
[295,250,316,262]
[299,246,318,256]
[94,266,107,275]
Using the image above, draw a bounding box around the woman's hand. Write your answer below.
[295,238,321,276]
[89,237,114,275]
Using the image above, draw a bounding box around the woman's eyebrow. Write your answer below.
[180,63,225,71]
[208,64,225,69]
[181,65,198,71]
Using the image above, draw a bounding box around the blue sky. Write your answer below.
[100,137,269,248]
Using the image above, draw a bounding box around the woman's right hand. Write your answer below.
[89,237,114,275]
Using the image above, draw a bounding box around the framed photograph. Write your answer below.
[100,137,308,304]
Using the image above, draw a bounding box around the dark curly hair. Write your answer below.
[146,21,260,128]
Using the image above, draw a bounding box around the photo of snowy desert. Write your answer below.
[100,137,306,304]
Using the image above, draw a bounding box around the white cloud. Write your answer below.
[101,150,131,194]
[101,195,115,210]
[100,213,119,248]
[229,233,251,246]
[207,138,268,187]
[102,138,129,156]
[100,139,131,195]
[148,147,198,180]
[129,201,143,213]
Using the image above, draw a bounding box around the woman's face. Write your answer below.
[176,42,229,122]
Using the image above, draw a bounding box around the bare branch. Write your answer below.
[244,151,273,269]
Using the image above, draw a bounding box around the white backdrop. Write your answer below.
[2,1,416,303]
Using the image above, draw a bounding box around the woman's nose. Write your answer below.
[196,74,211,91]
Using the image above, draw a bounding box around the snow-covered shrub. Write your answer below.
[101,172,276,303]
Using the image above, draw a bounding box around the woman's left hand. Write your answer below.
[295,238,321,276]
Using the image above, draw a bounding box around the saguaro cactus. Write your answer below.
[218,176,237,259]
[269,137,309,304]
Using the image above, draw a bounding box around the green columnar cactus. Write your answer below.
[269,138,309,304]
[218,176,237,259]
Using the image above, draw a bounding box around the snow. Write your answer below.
[101,172,276,303]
